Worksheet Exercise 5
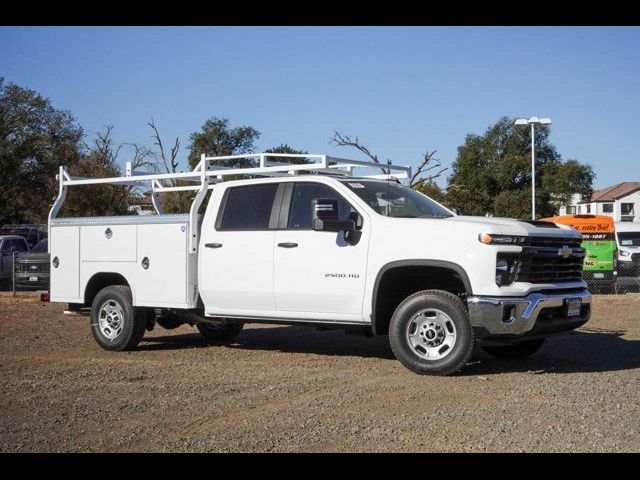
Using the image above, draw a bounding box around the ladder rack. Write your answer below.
[48,153,412,253]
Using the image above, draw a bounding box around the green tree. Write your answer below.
[0,79,141,223]
[0,77,83,224]
[414,179,446,204]
[187,117,260,169]
[446,117,594,218]
[59,126,132,218]
[264,143,310,164]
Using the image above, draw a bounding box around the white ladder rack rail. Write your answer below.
[48,153,412,253]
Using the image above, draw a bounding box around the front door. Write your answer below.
[273,182,370,321]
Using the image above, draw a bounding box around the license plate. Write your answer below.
[593,272,604,279]
[565,298,582,317]
[29,276,39,282]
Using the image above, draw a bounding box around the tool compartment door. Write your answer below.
[50,226,80,301]
[80,225,137,262]
[135,223,189,305]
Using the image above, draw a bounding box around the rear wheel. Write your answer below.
[197,320,244,342]
[90,285,146,351]
[388,290,474,376]
[482,338,545,359]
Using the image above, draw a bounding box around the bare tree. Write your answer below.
[92,125,122,166]
[409,150,448,189]
[330,131,448,187]
[123,142,156,172]
[330,132,388,174]
[148,118,180,180]
[147,118,191,213]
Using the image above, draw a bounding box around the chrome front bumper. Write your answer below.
[467,289,592,336]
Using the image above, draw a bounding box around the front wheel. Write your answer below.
[388,290,474,376]
[482,338,545,359]
[196,320,244,342]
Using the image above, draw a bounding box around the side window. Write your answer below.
[16,239,28,252]
[219,183,279,230]
[288,183,354,229]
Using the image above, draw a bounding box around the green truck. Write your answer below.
[543,214,617,293]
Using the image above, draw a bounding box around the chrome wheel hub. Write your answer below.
[98,300,124,340]
[406,308,457,360]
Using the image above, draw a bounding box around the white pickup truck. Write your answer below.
[46,153,591,375]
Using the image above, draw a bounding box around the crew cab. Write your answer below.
[45,153,591,375]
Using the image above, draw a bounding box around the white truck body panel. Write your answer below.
[50,215,198,309]
[273,229,370,316]
[81,225,137,262]
[199,230,276,312]
[49,226,80,301]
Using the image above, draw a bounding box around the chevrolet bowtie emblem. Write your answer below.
[558,246,572,258]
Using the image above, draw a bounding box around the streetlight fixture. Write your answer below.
[514,116,552,220]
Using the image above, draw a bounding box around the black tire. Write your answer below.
[196,320,244,342]
[482,338,545,359]
[388,290,474,376]
[90,285,146,351]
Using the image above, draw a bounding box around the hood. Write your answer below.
[16,252,50,262]
[446,216,582,238]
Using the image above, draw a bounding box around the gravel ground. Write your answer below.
[0,293,639,452]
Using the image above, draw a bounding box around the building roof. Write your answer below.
[582,182,640,203]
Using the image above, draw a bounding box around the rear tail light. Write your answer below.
[40,292,50,303]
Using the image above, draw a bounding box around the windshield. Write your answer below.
[618,232,640,247]
[342,180,453,218]
[31,239,48,252]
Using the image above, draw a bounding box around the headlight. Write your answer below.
[496,254,520,286]
[620,250,630,257]
[479,233,527,245]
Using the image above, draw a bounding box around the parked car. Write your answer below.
[615,221,640,276]
[0,224,47,249]
[0,235,29,282]
[15,238,49,289]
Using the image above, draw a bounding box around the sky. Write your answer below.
[1,26,639,190]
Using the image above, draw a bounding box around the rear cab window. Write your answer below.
[216,183,280,230]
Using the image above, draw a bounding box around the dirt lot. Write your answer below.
[1,293,639,452]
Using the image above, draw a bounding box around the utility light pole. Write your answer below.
[514,116,552,220]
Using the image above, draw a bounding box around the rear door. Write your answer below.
[199,182,282,315]
[273,181,370,320]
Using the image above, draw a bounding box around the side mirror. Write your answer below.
[312,198,355,233]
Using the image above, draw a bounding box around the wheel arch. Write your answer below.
[83,272,133,307]
[370,260,473,335]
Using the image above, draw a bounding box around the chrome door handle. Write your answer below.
[205,243,223,249]
[277,242,298,248]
